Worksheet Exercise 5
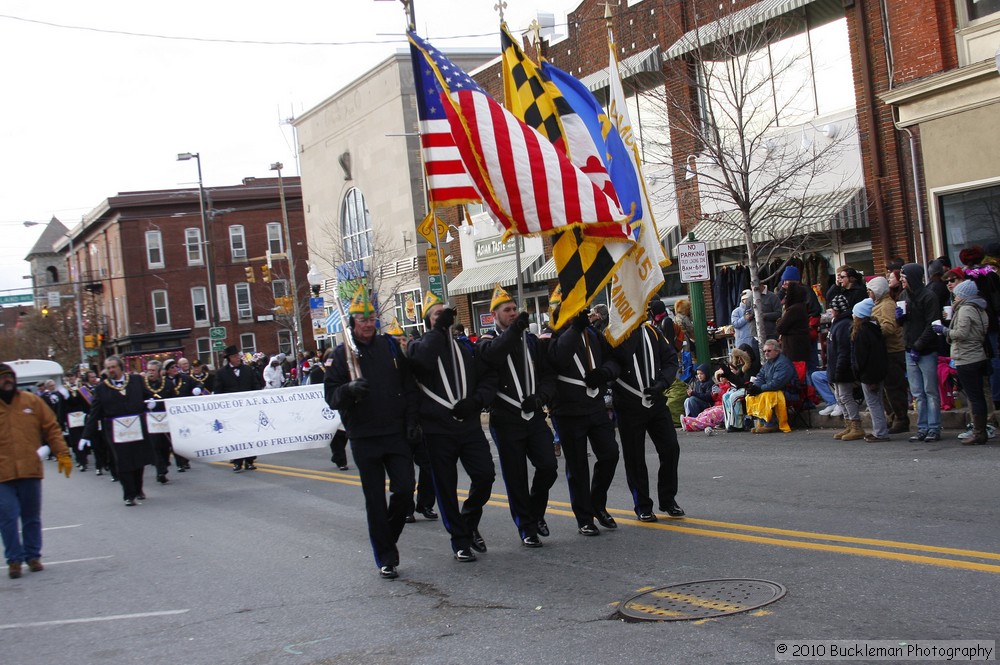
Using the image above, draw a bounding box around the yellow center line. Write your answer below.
[219,462,1000,574]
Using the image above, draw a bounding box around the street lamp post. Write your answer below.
[271,162,301,359]
[177,152,219,328]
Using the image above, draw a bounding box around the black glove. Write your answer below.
[572,309,591,332]
[434,307,457,331]
[513,311,530,332]
[347,378,369,400]
[584,368,610,389]
[520,395,543,412]
[452,397,480,420]
[745,383,762,397]
[406,423,423,442]
[643,380,669,397]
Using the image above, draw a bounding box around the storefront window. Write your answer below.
[941,184,1000,265]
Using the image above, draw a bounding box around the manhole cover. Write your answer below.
[618,578,786,622]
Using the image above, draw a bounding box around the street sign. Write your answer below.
[47,291,61,309]
[428,275,445,301]
[677,241,710,283]
[209,327,226,340]
[0,293,33,305]
[309,297,324,310]
[425,248,445,275]
[416,213,448,246]
[211,339,226,351]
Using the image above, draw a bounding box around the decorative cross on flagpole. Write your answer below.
[494,0,507,22]
[600,0,615,22]
[528,18,542,50]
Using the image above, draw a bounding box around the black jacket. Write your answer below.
[902,285,940,354]
[324,334,418,439]
[609,323,678,412]
[213,361,264,394]
[548,325,620,417]
[852,320,888,384]
[826,314,856,383]
[408,327,497,435]
[476,325,555,425]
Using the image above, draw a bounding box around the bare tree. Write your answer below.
[642,12,859,343]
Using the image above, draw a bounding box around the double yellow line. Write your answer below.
[229,462,1000,575]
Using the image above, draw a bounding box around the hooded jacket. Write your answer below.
[900,263,940,354]
[776,282,811,362]
[826,312,856,383]
[945,291,989,366]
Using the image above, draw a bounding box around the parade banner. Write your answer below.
[165,384,339,462]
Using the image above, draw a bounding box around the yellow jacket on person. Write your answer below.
[0,390,70,482]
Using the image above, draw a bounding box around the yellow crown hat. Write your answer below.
[422,290,443,313]
[386,317,405,337]
[348,283,375,317]
[489,283,514,311]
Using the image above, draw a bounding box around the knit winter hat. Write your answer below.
[852,298,874,319]
[829,294,850,313]
[959,245,985,266]
[953,279,979,299]
[866,276,889,299]
[780,265,801,282]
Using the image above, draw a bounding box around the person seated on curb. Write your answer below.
[683,364,715,418]
[744,339,796,433]
[715,344,760,432]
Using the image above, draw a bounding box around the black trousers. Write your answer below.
[425,428,495,552]
[67,427,88,466]
[411,437,436,511]
[551,410,619,527]
[150,433,171,476]
[329,430,349,467]
[119,468,144,501]
[883,350,909,423]
[92,434,114,477]
[350,435,415,569]
[489,415,558,539]
[616,404,680,515]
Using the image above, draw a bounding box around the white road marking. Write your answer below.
[40,556,114,566]
[0,609,189,630]
[42,524,82,531]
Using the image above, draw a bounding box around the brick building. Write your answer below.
[50,177,308,371]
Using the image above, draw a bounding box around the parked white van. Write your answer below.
[2,359,65,393]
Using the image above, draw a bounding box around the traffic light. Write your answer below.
[97,333,104,345]
[245,266,256,283]
[260,265,271,283]
[84,334,95,349]
[40,307,49,317]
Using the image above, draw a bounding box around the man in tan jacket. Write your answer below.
[0,363,72,579]
[867,277,909,433]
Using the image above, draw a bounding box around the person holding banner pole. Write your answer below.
[324,284,419,580]
[213,345,264,471]
[162,359,193,472]
[141,360,172,485]
[408,292,497,563]
[80,356,155,506]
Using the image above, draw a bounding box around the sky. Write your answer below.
[0,0,580,296]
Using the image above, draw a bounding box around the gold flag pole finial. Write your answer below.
[528,18,542,50]
[600,1,614,25]
[400,0,415,30]
[494,0,507,22]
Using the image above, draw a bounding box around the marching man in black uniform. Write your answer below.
[162,358,193,472]
[141,360,172,485]
[609,299,685,522]
[408,291,496,563]
[80,356,155,506]
[324,285,419,580]
[476,284,557,547]
[548,288,621,536]
[213,345,263,472]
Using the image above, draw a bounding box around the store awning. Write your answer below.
[687,187,867,251]
[579,47,662,92]
[664,0,821,59]
[531,222,682,282]
[447,254,544,296]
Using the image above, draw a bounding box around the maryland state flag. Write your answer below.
[500,24,633,331]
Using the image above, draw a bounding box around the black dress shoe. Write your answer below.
[337,465,349,471]
[637,512,658,522]
[595,510,618,529]
[578,524,600,536]
[245,463,258,471]
[470,530,487,553]
[404,514,416,524]
[417,507,438,520]
[95,468,103,476]
[522,535,543,548]
[537,520,550,537]
[156,474,168,484]
[137,493,147,501]
[378,565,399,579]
[454,548,477,562]
[124,498,136,507]
[661,502,686,518]
[233,464,243,472]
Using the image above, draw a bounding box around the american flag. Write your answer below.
[410,38,481,207]
[408,31,631,239]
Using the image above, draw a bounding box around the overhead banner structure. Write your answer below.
[165,384,340,462]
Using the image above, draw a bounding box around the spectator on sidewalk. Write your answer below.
[900,263,942,442]
[868,276,909,434]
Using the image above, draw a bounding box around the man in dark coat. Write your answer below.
[548,305,621,536]
[325,285,420,580]
[162,358,193,472]
[408,292,496,563]
[213,346,264,471]
[141,360,173,485]
[476,284,557,548]
[900,263,942,442]
[81,355,155,506]
[610,304,684,522]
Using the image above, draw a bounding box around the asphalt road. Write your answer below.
[4,424,998,665]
